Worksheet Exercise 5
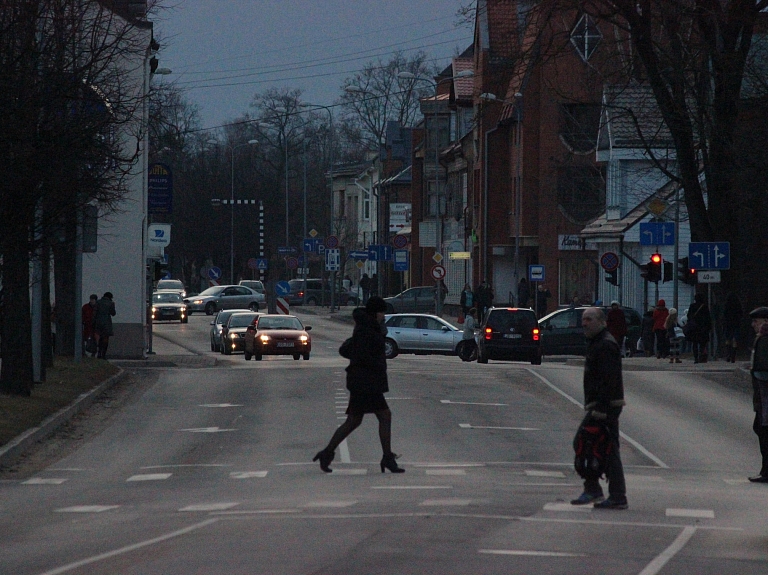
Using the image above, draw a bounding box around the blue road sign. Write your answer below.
[303,238,325,253]
[368,244,392,262]
[349,250,369,260]
[528,265,545,282]
[689,242,730,270]
[275,281,291,296]
[639,222,675,246]
[393,249,409,272]
[208,266,222,281]
[278,246,297,255]
[256,258,268,271]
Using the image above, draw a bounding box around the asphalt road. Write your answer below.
[1,310,766,574]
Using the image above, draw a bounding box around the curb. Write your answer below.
[0,368,128,467]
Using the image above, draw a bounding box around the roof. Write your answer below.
[579,180,679,239]
[599,84,674,151]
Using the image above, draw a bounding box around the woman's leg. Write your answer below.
[325,412,364,452]
[374,409,393,455]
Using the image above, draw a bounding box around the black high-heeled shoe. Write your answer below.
[313,449,334,473]
[380,452,405,473]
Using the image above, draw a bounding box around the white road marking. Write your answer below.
[211,509,300,515]
[525,470,565,478]
[141,464,231,469]
[479,549,586,557]
[526,368,670,469]
[339,439,351,463]
[666,508,714,519]
[230,471,268,479]
[724,478,749,485]
[126,473,172,482]
[638,526,697,575]
[626,474,665,482]
[55,505,120,513]
[441,400,508,406]
[304,501,358,507]
[330,469,367,475]
[34,518,218,575]
[426,469,466,476]
[543,502,592,513]
[199,403,243,408]
[459,423,539,431]
[23,478,68,485]
[178,427,237,433]
[179,503,239,512]
[372,485,452,490]
[412,463,485,467]
[420,498,472,506]
[386,397,413,400]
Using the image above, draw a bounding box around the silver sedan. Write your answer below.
[383,313,464,359]
[184,285,265,315]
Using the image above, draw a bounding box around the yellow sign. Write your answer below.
[432,253,443,263]
[449,251,471,260]
[355,260,364,269]
[309,228,318,238]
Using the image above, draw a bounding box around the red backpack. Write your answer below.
[573,420,613,479]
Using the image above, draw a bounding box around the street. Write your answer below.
[1,311,767,574]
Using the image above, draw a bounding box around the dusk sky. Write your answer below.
[153,0,473,133]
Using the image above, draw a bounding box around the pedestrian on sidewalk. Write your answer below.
[641,306,655,357]
[665,308,682,363]
[536,284,551,319]
[313,296,404,474]
[81,294,98,357]
[93,292,116,359]
[570,307,628,509]
[606,301,628,354]
[653,299,670,359]
[460,283,474,317]
[748,306,768,483]
[458,308,478,362]
[687,293,712,363]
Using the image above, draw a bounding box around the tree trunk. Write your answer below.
[0,239,34,396]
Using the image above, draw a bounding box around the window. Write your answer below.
[363,190,370,220]
[548,310,578,329]
[557,166,605,224]
[570,14,602,62]
[425,317,446,331]
[560,104,602,154]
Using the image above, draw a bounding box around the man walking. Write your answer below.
[571,307,628,509]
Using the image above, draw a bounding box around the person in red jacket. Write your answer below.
[606,301,628,353]
[81,294,98,357]
[652,299,670,359]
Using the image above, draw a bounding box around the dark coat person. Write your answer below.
[536,284,551,318]
[571,307,628,509]
[93,292,116,359]
[687,293,712,363]
[314,297,404,474]
[652,299,670,359]
[606,301,628,350]
[748,307,768,483]
[517,278,530,308]
[641,307,655,357]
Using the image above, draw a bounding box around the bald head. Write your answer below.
[582,306,606,339]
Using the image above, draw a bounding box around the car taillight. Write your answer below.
[485,327,492,340]
[532,328,540,341]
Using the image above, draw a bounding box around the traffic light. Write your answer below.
[663,260,674,282]
[645,253,662,283]
[678,257,697,285]
[605,268,619,286]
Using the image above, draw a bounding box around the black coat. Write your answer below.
[340,308,388,395]
[583,328,625,421]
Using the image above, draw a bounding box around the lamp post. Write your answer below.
[209,139,258,284]
[397,70,473,315]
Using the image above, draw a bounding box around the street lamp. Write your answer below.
[209,138,258,284]
[397,69,473,315]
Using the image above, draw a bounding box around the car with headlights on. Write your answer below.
[209,309,239,352]
[151,292,188,323]
[220,311,260,355]
[243,314,312,361]
[383,313,463,359]
[184,284,265,315]
[155,279,186,298]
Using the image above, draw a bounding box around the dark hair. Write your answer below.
[89,294,98,300]
[365,296,387,314]
[104,292,113,299]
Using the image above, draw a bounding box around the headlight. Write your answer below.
[259,334,270,343]
[151,306,156,313]
[230,333,238,339]
[299,335,308,342]
[193,299,203,305]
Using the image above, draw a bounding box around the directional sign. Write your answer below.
[639,222,675,246]
[689,242,730,270]
[528,265,545,282]
[393,249,409,272]
[275,281,291,296]
[430,264,446,280]
[278,246,297,255]
[599,251,619,272]
[368,244,392,262]
[303,238,320,253]
[208,266,222,281]
[348,250,369,260]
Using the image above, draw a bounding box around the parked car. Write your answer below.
[209,309,239,352]
[151,292,188,323]
[476,307,541,364]
[286,279,351,306]
[238,280,265,295]
[220,311,260,355]
[538,305,642,356]
[155,279,186,298]
[184,285,265,315]
[243,314,312,361]
[383,286,438,314]
[383,313,463,359]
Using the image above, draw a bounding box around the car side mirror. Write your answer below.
[305,326,312,331]
[210,321,214,325]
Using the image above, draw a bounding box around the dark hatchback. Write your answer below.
[538,306,642,356]
[476,307,541,364]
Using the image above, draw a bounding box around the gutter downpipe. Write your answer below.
[483,124,499,283]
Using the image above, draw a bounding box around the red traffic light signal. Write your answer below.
[650,253,662,264]
[644,253,662,283]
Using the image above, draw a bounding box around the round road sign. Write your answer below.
[286,257,298,269]
[392,234,408,249]
[247,257,258,270]
[599,252,619,272]
[325,235,339,249]
[208,266,222,280]
[430,264,446,281]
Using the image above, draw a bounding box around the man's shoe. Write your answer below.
[748,475,768,483]
[594,497,628,510]
[570,492,604,505]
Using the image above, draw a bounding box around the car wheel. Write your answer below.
[384,338,398,359]
[254,353,262,361]
[205,302,216,315]
[244,350,252,360]
[223,343,231,355]
[293,354,300,360]
[303,353,310,360]
[249,302,259,311]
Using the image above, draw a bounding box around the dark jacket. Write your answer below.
[752,329,768,416]
[340,308,388,395]
[583,327,625,421]
[686,301,712,343]
[641,311,654,338]
[606,307,628,340]
[93,296,116,337]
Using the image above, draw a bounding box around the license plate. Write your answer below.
[504,334,522,339]
[161,310,175,316]
[277,342,294,348]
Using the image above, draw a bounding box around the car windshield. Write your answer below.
[157,280,183,290]
[257,317,303,330]
[487,310,538,332]
[228,314,258,328]
[215,310,236,325]
[153,293,182,303]
[198,286,224,297]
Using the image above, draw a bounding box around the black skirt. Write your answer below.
[346,391,389,414]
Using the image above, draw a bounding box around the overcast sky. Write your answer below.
[152,0,473,132]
